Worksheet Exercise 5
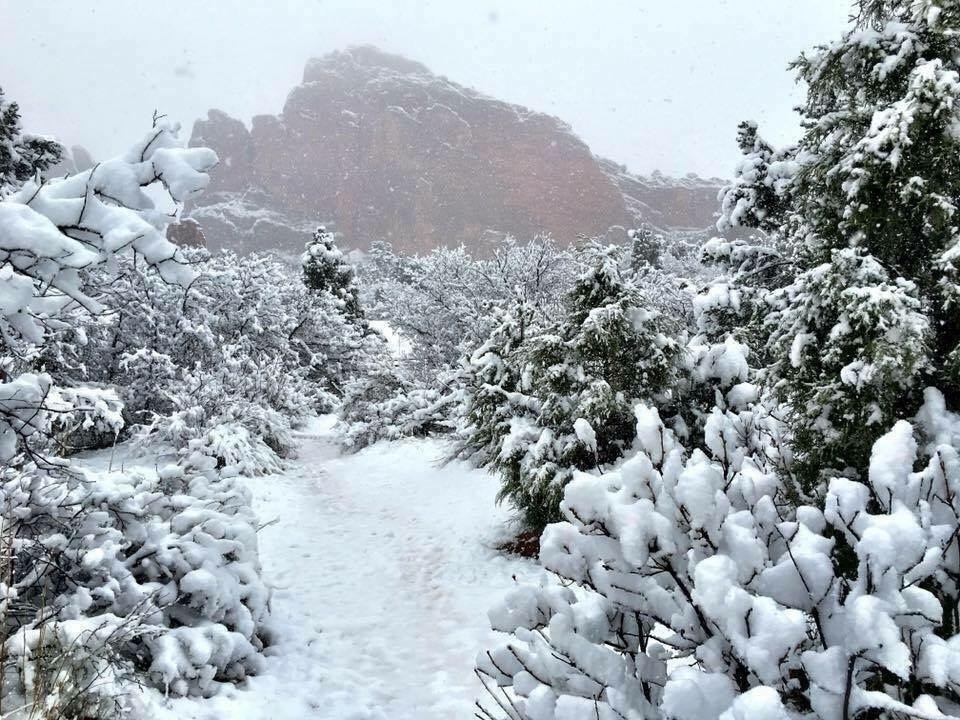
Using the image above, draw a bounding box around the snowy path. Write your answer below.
[156,418,540,719]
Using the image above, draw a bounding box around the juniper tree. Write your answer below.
[302,226,363,321]
[628,225,663,271]
[714,1,960,489]
[457,301,536,469]
[461,244,681,528]
[0,87,62,195]
[716,120,795,237]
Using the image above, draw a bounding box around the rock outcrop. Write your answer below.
[599,161,722,232]
[166,217,207,248]
[188,46,723,255]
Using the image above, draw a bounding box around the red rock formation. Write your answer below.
[188,46,722,254]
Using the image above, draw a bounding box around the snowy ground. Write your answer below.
[148,416,541,719]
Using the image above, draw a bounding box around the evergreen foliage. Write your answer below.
[766,247,932,484]
[459,244,682,528]
[479,3,960,718]
[716,120,795,236]
[628,225,663,270]
[0,87,62,196]
[302,226,363,321]
[711,0,960,487]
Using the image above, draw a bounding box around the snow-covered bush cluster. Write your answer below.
[338,235,582,449]
[339,363,454,451]
[344,229,688,453]
[360,236,577,381]
[54,242,376,472]
[480,395,960,719]
[0,101,373,714]
[2,450,269,706]
[475,1,960,717]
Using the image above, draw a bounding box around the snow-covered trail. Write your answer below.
[156,418,540,719]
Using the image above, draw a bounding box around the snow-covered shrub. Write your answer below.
[459,244,682,529]
[339,365,456,451]
[42,385,125,455]
[137,372,294,476]
[0,450,269,700]
[54,246,370,470]
[631,262,694,330]
[0,115,278,710]
[478,391,960,719]
[4,614,145,720]
[338,235,576,449]
[360,236,576,383]
[0,121,212,463]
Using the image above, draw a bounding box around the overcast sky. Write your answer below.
[3,1,851,178]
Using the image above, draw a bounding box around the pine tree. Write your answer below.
[301,226,363,321]
[704,120,799,371]
[0,87,62,195]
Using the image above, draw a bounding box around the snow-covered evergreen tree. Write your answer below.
[716,120,795,236]
[0,87,62,196]
[767,248,932,485]
[758,0,960,486]
[628,225,663,271]
[460,244,681,528]
[707,119,799,366]
[706,0,960,488]
[302,226,363,321]
[457,302,536,470]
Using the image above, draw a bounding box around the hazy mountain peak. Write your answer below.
[188,47,721,254]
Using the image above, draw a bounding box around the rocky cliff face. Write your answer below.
[599,160,722,232]
[188,46,722,255]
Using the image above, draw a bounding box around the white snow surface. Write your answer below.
[368,319,413,358]
[146,415,541,719]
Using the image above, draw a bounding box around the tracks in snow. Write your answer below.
[160,422,540,719]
